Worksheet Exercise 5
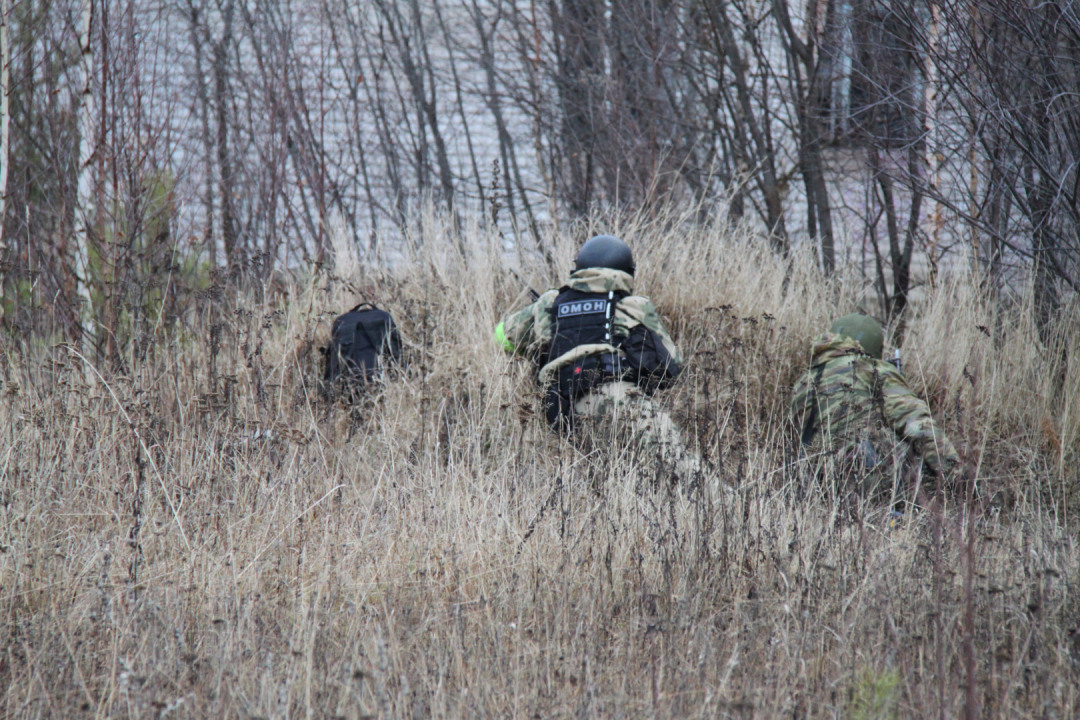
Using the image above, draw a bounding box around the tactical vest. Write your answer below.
[543,287,627,427]
[545,287,626,365]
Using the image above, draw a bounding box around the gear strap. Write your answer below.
[339,302,382,355]
[800,363,827,447]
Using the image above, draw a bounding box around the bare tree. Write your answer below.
[551,0,601,216]
[2,0,1077,349]
[850,0,929,325]
[471,0,540,241]
[183,0,218,268]
[74,0,95,344]
[948,0,1080,327]
[698,0,789,253]
[433,0,484,212]
[843,0,1080,330]
[0,0,10,324]
[212,0,239,267]
[373,0,456,212]
[775,0,838,273]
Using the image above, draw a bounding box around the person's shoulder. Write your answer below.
[816,352,864,382]
[617,295,661,321]
[866,358,915,391]
[620,294,656,309]
[518,288,558,310]
[869,357,904,380]
[504,288,558,323]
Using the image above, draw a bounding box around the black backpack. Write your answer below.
[323,303,403,392]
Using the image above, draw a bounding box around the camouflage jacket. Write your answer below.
[790,333,959,476]
[496,267,682,386]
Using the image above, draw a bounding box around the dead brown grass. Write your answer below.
[1,210,1078,719]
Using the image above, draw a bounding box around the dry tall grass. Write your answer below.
[2,211,1078,718]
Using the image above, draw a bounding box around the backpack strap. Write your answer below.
[352,318,383,355]
[343,303,385,351]
[800,363,827,447]
[605,290,629,346]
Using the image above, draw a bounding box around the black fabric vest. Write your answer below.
[542,287,626,428]
[545,287,626,367]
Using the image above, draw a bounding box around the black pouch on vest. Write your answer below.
[544,353,620,430]
[620,324,681,393]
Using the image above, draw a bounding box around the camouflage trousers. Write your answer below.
[798,428,929,505]
[571,381,703,488]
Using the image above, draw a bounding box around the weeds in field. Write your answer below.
[1,209,1078,718]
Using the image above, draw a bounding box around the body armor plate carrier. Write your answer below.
[543,287,627,427]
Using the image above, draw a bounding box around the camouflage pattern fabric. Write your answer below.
[791,333,959,495]
[498,267,682,386]
[499,267,703,486]
[573,381,703,487]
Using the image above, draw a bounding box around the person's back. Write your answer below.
[496,235,699,486]
[791,315,959,500]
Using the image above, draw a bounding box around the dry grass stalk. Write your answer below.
[1,208,1078,718]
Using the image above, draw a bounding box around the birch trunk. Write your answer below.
[923,0,942,285]
[75,0,96,343]
[0,0,10,323]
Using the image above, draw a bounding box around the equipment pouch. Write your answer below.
[800,363,827,446]
[545,353,619,430]
[544,386,571,430]
[620,324,680,392]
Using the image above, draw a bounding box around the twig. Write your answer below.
[64,344,191,551]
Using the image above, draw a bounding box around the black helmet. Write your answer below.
[574,234,635,276]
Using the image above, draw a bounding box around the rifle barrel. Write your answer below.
[509,269,541,302]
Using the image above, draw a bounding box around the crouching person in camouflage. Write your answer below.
[495,235,701,486]
[791,314,961,507]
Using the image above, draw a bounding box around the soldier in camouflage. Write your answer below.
[496,235,702,485]
[791,314,960,501]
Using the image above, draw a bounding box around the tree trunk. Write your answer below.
[75,0,96,346]
[1024,156,1062,339]
[775,0,835,272]
[186,0,216,269]
[704,0,788,252]
[408,0,455,212]
[0,0,10,325]
[433,0,483,215]
[213,0,239,268]
[471,0,542,250]
[553,0,601,216]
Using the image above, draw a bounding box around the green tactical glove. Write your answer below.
[494,321,515,353]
